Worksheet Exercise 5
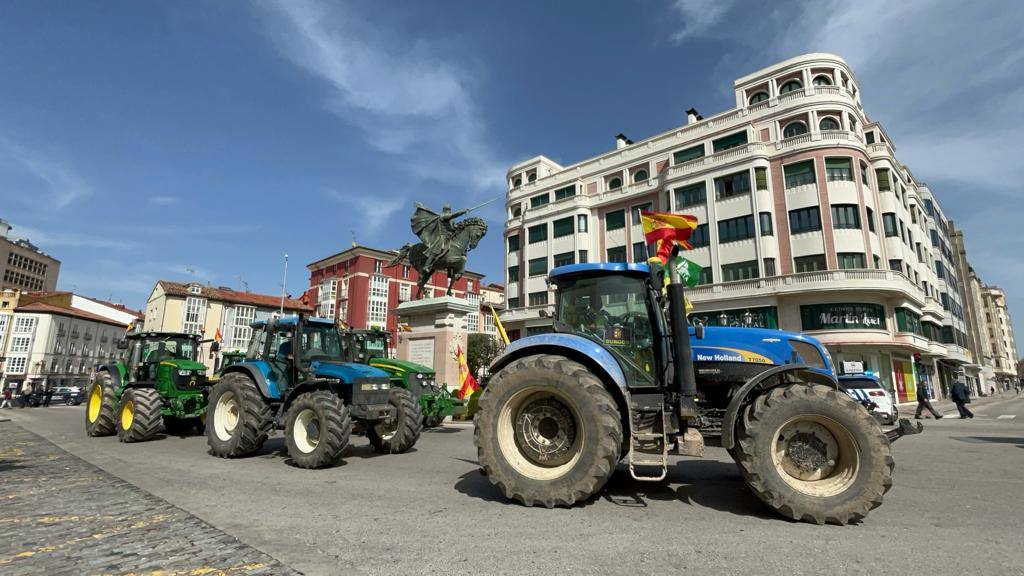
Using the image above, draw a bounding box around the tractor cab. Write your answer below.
[122,332,207,387]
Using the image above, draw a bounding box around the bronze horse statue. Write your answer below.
[389,217,488,298]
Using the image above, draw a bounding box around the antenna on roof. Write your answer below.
[234,274,249,292]
[351,230,358,247]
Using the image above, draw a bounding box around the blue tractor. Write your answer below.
[474,263,900,524]
[206,315,422,469]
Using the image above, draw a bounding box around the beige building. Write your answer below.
[980,286,1018,389]
[0,218,60,292]
[0,288,21,377]
[144,281,312,371]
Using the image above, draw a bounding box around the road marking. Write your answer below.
[997,415,1016,420]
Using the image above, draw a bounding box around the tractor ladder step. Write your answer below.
[628,411,670,482]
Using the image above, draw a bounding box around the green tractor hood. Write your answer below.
[370,357,434,378]
[160,359,207,371]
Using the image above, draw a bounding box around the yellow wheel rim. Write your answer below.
[121,400,135,431]
[88,385,103,422]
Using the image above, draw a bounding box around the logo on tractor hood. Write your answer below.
[693,346,773,364]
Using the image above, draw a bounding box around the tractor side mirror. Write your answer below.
[117,339,128,350]
[694,323,705,340]
[552,320,572,333]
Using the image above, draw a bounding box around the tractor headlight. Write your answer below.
[197,370,206,376]
[416,373,424,380]
[177,369,191,376]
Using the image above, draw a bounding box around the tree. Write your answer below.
[466,333,501,378]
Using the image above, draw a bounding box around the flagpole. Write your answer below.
[280,253,289,315]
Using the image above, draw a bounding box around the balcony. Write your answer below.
[665,142,770,180]
[687,269,926,305]
[500,305,553,325]
[777,130,858,151]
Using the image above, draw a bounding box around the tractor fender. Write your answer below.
[220,363,277,400]
[489,333,631,434]
[720,364,838,450]
[96,364,123,389]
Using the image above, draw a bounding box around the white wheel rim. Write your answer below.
[771,414,860,497]
[292,408,320,454]
[496,386,584,481]
[214,391,239,442]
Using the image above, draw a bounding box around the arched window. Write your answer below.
[812,75,833,87]
[779,80,802,94]
[819,117,840,131]
[633,170,648,183]
[782,121,808,138]
[527,173,537,183]
[748,91,769,105]
[608,177,622,190]
[512,177,522,187]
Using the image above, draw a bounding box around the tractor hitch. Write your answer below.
[885,418,924,442]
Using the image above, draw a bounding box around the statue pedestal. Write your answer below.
[393,296,476,392]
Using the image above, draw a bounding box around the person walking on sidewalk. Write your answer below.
[915,379,943,420]
[1,388,12,409]
[42,385,54,407]
[951,379,975,419]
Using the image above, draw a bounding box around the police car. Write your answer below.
[838,373,898,425]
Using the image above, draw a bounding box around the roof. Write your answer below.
[549,263,651,279]
[14,301,128,327]
[84,296,145,319]
[157,281,313,311]
[306,243,486,280]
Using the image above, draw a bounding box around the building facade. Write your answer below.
[0,218,61,292]
[500,52,1002,402]
[980,286,1018,389]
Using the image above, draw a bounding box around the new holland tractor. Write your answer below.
[475,262,915,525]
[86,331,213,442]
[205,315,422,469]
[341,328,466,427]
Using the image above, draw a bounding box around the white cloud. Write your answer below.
[0,139,92,209]
[670,0,736,43]
[322,187,405,238]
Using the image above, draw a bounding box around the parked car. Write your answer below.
[25,386,83,407]
[838,373,898,425]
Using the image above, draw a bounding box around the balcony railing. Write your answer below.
[687,268,927,303]
[666,142,769,179]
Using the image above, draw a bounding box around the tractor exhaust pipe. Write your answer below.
[665,246,697,419]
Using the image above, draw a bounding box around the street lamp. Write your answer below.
[743,310,754,327]
[719,312,729,326]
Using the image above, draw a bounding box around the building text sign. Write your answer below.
[408,338,435,369]
[800,303,885,331]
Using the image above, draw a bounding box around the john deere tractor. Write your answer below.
[475,262,918,524]
[86,331,213,442]
[341,328,465,427]
[206,315,422,469]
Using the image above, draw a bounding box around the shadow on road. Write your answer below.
[953,436,1024,448]
[453,468,508,503]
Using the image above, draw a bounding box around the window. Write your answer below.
[759,212,774,236]
[633,169,649,183]
[755,167,768,190]
[607,246,627,263]
[825,158,852,181]
[838,252,866,269]
[875,169,891,191]
[882,213,897,236]
[554,185,576,200]
[608,177,622,190]
[831,204,861,229]
[578,250,588,263]
[606,210,626,231]
[231,305,256,350]
[819,117,840,131]
[528,291,549,307]
[530,193,550,208]
[782,121,808,138]
[317,279,338,319]
[368,274,389,327]
[674,182,707,207]
[528,224,547,244]
[873,255,881,269]
[889,259,902,272]
[779,80,802,93]
[632,242,647,263]
[399,284,412,302]
[715,171,751,200]
[673,144,705,164]
[577,214,588,233]
[895,308,923,335]
[866,207,876,233]
[860,162,869,186]
[507,234,520,253]
[784,160,816,188]
[528,172,537,182]
[553,217,574,238]
[697,268,714,285]
[865,131,876,144]
[718,214,756,243]
[507,297,520,309]
[794,254,827,272]
[183,296,207,335]
[188,284,202,295]
[763,258,777,277]
[553,251,575,268]
[789,207,822,234]
[402,265,410,279]
[712,131,748,152]
[748,91,769,104]
[512,177,522,187]
[511,205,522,218]
[722,260,759,282]
[812,75,833,86]
[689,224,709,248]
[508,266,520,283]
[631,203,653,225]
[528,257,547,277]
[6,356,26,374]
[9,335,30,353]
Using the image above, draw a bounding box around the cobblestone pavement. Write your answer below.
[0,421,300,576]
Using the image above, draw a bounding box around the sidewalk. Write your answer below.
[896,390,1020,417]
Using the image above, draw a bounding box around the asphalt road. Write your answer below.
[4,395,1024,576]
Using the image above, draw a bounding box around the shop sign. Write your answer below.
[842,361,864,374]
[800,303,884,331]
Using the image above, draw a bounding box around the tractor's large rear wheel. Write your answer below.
[85,372,116,437]
[285,390,352,469]
[368,388,422,454]
[206,373,273,458]
[732,384,894,525]
[474,354,623,508]
[116,388,163,443]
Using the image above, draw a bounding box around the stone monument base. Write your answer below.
[393,296,476,392]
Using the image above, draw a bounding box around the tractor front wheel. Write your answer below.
[732,384,894,525]
[474,354,623,508]
[284,390,352,469]
[206,373,273,458]
[368,388,422,454]
[423,413,444,428]
[85,372,117,437]
[116,388,163,443]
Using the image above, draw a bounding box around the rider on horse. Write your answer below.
[410,202,469,273]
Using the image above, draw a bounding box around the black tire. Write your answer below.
[368,388,422,454]
[284,390,352,469]
[423,413,444,428]
[206,373,273,458]
[116,388,163,443]
[85,372,117,437]
[732,384,894,525]
[163,416,201,436]
[474,354,623,508]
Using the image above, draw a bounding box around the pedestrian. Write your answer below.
[914,379,942,420]
[1,388,12,409]
[990,385,996,396]
[19,381,32,408]
[951,379,975,419]
[43,385,54,407]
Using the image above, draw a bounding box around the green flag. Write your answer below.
[673,256,702,288]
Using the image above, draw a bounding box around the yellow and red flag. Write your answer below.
[640,210,698,264]
[214,327,223,342]
[456,344,480,400]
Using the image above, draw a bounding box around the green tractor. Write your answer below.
[86,331,216,442]
[341,328,465,427]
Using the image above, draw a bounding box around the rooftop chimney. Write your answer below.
[686,108,703,124]
[0,219,9,239]
[615,133,632,149]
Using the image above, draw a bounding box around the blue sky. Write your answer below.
[1,0,1022,353]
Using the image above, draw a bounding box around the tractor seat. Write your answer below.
[276,341,292,361]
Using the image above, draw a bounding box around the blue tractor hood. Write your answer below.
[311,360,390,381]
[692,326,833,372]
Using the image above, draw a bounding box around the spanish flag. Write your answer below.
[640,211,698,264]
[456,344,480,400]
